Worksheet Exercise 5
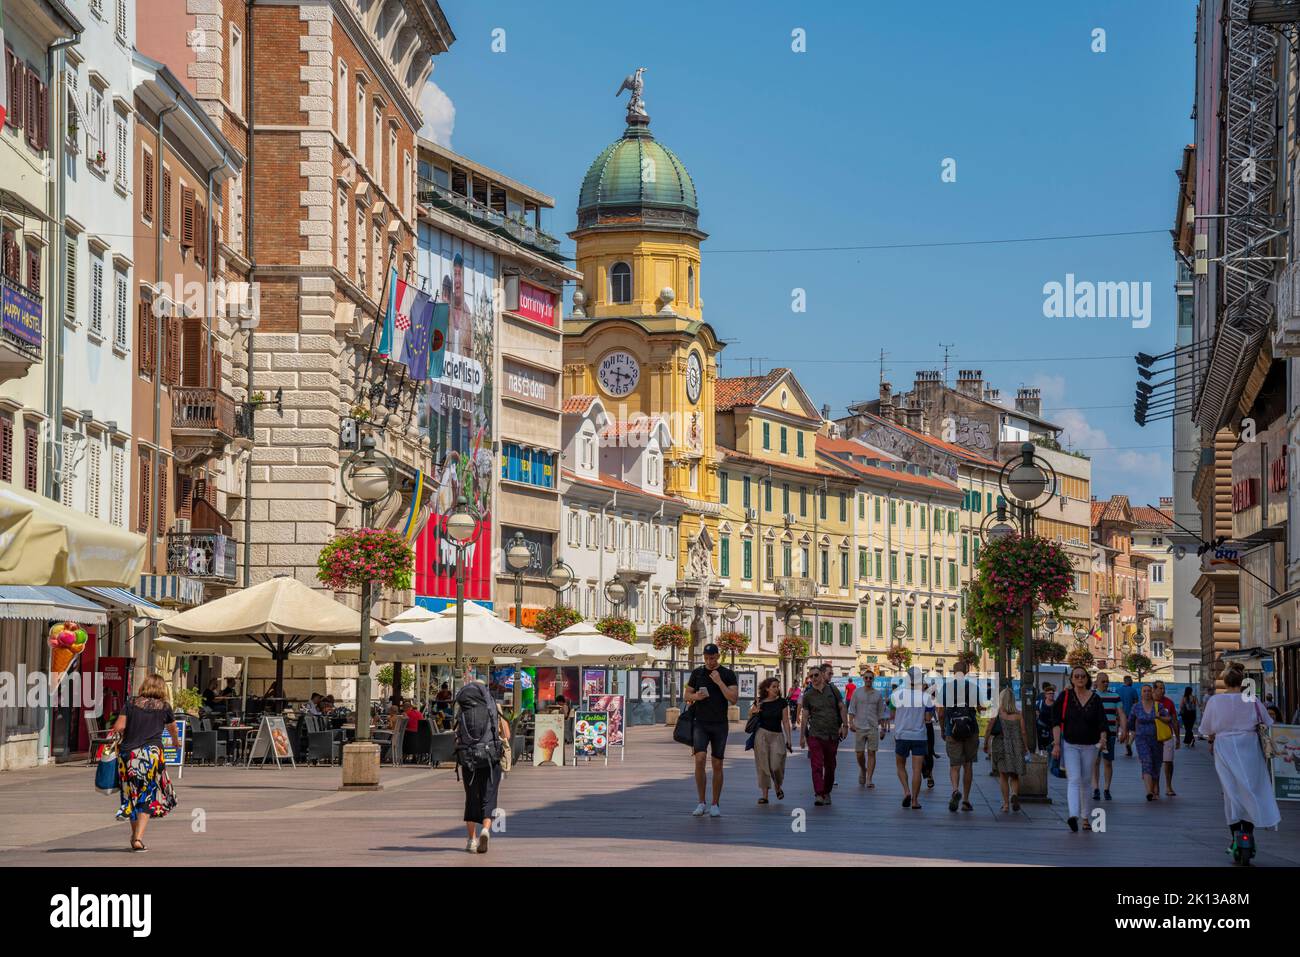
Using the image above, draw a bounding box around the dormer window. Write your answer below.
[610,262,631,304]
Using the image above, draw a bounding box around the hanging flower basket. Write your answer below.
[955,648,980,671]
[534,605,582,639]
[595,616,637,644]
[886,644,913,671]
[652,622,690,651]
[964,533,1076,662]
[1032,638,1068,664]
[779,635,809,661]
[1065,645,1095,669]
[316,527,413,591]
[716,631,748,655]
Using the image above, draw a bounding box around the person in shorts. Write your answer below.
[937,662,981,812]
[892,667,934,809]
[1091,672,1126,801]
[849,669,886,787]
[685,643,738,818]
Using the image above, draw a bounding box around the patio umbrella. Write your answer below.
[0,485,147,587]
[374,600,545,663]
[158,576,364,702]
[534,621,655,667]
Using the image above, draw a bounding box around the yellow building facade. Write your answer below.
[712,370,857,677]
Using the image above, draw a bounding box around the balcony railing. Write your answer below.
[417,177,561,258]
[776,576,817,602]
[616,548,658,577]
[172,386,237,435]
[166,530,237,584]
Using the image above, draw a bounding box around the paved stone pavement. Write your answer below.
[1,724,1297,866]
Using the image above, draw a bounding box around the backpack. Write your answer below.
[453,684,502,771]
[946,680,977,740]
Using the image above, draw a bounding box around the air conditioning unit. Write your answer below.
[784,512,795,525]
[745,508,758,521]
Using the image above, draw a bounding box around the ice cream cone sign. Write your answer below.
[48,621,88,691]
[538,728,559,765]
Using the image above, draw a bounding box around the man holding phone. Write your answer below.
[686,643,739,818]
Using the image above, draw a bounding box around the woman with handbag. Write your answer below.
[1198,663,1281,865]
[1127,684,1162,801]
[749,677,792,804]
[983,687,1026,813]
[109,673,180,852]
[1049,666,1108,832]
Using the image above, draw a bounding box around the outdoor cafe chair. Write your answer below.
[191,728,228,766]
[428,731,456,768]
[388,722,406,766]
[403,719,432,765]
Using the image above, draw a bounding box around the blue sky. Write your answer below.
[426,0,1192,506]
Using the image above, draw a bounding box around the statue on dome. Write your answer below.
[615,67,648,119]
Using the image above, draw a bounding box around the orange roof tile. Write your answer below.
[718,445,851,482]
[562,394,597,415]
[815,434,901,463]
[817,441,962,496]
[561,468,683,504]
[715,369,787,411]
[1132,505,1174,529]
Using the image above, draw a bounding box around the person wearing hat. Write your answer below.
[685,643,739,818]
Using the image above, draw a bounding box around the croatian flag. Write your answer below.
[378,270,420,359]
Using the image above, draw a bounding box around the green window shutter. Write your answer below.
[797,432,804,457]
[905,503,912,527]
[962,536,969,565]
[720,538,730,577]
[973,537,980,563]
[782,484,790,513]
[876,606,883,636]
[935,613,942,640]
[839,493,846,522]
[950,613,957,640]
[820,491,827,520]
[920,506,926,529]
[719,472,728,504]
[841,623,851,646]
[874,497,881,521]
[858,493,865,519]
[783,545,792,576]
[949,561,957,587]
[801,619,812,638]
[860,607,868,634]
[986,492,993,512]
[905,554,913,584]
[922,612,928,640]
[875,551,882,579]
[920,560,927,585]
[840,552,848,588]
[743,476,751,509]
[742,540,752,579]
[906,608,913,636]
[889,552,898,581]
[780,427,787,453]
[859,547,867,578]
[763,422,770,449]
[764,480,772,512]
[800,486,807,516]
[889,500,897,523]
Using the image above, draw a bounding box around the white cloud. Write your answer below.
[418,80,455,147]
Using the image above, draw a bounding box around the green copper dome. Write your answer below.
[576,118,699,230]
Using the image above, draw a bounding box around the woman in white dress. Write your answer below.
[1198,662,1282,866]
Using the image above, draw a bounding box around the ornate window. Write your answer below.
[609,261,631,303]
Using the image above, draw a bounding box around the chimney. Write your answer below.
[956,369,984,398]
[820,403,831,421]
[879,381,895,423]
[1015,387,1042,418]
[1158,496,1173,509]
[912,370,942,415]
[900,400,926,433]
[984,387,1001,404]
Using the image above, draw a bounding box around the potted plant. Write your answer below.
[93,148,107,168]
[535,605,582,639]
[778,635,809,661]
[351,404,372,422]
[955,648,980,671]
[316,527,414,592]
[1065,644,1095,669]
[174,686,203,716]
[595,616,636,644]
[249,390,267,407]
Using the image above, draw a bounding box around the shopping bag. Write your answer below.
[1049,753,1067,779]
[94,744,120,794]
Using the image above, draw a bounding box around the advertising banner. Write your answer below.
[583,669,606,699]
[586,694,625,750]
[533,712,565,767]
[2,280,43,351]
[1272,724,1300,800]
[161,719,187,778]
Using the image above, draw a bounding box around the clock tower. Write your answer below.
[563,80,724,583]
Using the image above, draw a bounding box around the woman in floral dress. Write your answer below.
[1127,684,1162,801]
[110,673,179,851]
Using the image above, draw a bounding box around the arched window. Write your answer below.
[687,265,695,307]
[610,262,632,304]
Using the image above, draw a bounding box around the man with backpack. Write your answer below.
[453,673,511,854]
[937,662,981,813]
[798,663,848,805]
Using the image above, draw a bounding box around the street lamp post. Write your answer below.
[892,620,907,677]
[506,531,532,713]
[445,497,479,694]
[785,607,803,690]
[663,590,683,710]
[721,601,742,667]
[339,433,396,788]
[603,577,626,618]
[545,559,574,609]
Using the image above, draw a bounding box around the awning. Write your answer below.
[0,586,108,624]
[0,484,147,587]
[79,586,172,621]
[134,574,204,607]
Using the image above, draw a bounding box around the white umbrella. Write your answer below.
[535,622,655,667]
[374,600,545,663]
[388,603,439,626]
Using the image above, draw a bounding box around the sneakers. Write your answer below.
[692,802,708,817]
[477,829,490,854]
[1092,788,1101,800]
[814,795,825,806]
[709,804,722,818]
[823,795,832,806]
[1067,816,1079,832]
[466,836,479,853]
[1104,789,1112,801]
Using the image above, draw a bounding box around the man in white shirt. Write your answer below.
[892,667,934,809]
[848,669,887,788]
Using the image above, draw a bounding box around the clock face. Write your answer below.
[597,350,641,397]
[686,352,703,404]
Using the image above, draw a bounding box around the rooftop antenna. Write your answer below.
[939,342,954,387]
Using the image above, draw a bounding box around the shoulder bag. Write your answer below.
[1255,701,1277,760]
[673,705,696,747]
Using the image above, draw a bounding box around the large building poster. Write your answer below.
[414,225,497,603]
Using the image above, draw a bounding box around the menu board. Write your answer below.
[246,715,296,768]
[586,694,625,751]
[583,669,606,699]
[161,719,187,778]
[573,710,609,763]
